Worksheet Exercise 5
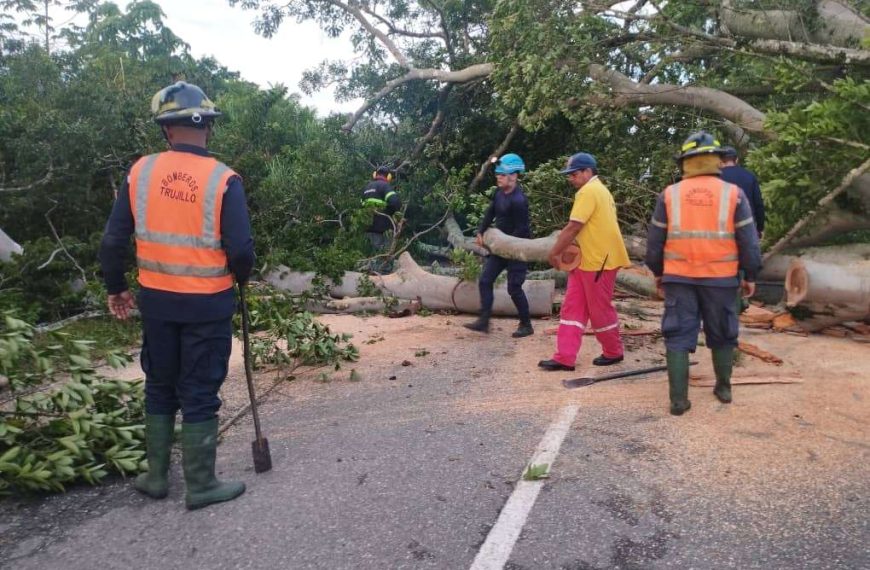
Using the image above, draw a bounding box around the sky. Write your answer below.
[54,0,361,115]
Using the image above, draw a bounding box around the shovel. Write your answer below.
[562,362,697,389]
[238,283,273,473]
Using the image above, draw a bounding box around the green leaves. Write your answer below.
[238,287,359,377]
[522,463,550,481]
[0,314,145,495]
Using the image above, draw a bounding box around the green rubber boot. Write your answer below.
[667,350,692,416]
[182,418,246,510]
[134,414,176,499]
[712,347,734,404]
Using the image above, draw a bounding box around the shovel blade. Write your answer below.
[562,377,596,389]
[252,437,272,473]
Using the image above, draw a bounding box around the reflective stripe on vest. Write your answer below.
[129,152,235,294]
[663,179,740,278]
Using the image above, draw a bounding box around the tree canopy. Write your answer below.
[2,0,868,321]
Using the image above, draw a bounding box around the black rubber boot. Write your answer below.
[182,419,246,510]
[512,321,534,338]
[134,414,176,499]
[667,350,692,416]
[463,312,490,333]
[712,347,734,403]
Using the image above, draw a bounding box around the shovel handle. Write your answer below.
[571,361,698,384]
[239,284,264,443]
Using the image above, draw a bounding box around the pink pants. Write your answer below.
[552,268,623,366]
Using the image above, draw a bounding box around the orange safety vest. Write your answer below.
[128,151,237,294]
[661,176,744,279]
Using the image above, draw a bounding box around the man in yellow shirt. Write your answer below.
[539,153,631,371]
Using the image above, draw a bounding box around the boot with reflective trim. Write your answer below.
[711,347,734,403]
[667,350,692,416]
[182,418,245,510]
[134,414,176,499]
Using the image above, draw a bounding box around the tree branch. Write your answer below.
[0,166,53,193]
[468,121,521,193]
[358,4,445,40]
[588,64,770,136]
[341,63,493,131]
[326,0,410,67]
[398,83,454,171]
[721,0,869,49]
[43,201,88,283]
[765,157,870,261]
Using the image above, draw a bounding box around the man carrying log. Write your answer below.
[538,152,631,372]
[645,132,762,415]
[464,153,534,337]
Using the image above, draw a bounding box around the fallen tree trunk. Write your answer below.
[265,252,555,316]
[784,257,870,331]
[759,243,870,281]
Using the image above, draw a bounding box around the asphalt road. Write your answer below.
[1,315,867,569]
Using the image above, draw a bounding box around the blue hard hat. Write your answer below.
[560,152,597,174]
[494,153,526,175]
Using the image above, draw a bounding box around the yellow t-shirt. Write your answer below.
[569,176,631,271]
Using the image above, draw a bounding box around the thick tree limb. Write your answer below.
[588,64,769,136]
[444,215,488,255]
[721,0,870,49]
[265,252,555,316]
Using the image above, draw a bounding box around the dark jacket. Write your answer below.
[720,165,765,233]
[477,184,531,238]
[362,177,401,234]
[645,178,762,287]
[99,144,255,322]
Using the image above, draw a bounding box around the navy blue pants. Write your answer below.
[661,283,739,352]
[479,254,530,322]
[140,317,233,423]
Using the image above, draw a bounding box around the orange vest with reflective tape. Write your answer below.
[128,151,236,294]
[663,176,740,279]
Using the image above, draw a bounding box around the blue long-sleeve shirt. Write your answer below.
[99,144,255,322]
[477,184,531,238]
[720,165,765,233]
[645,178,762,286]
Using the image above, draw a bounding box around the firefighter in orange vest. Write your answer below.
[645,131,761,415]
[99,82,254,509]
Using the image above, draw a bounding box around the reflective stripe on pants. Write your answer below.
[552,268,623,367]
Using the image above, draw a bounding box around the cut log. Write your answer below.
[265,252,555,317]
[759,243,870,281]
[784,257,870,331]
[615,266,658,298]
[444,215,488,256]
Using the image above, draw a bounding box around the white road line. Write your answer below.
[470,404,580,570]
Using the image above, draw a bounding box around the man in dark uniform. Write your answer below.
[645,132,761,415]
[99,81,254,509]
[464,153,533,338]
[720,147,765,238]
[362,166,401,272]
